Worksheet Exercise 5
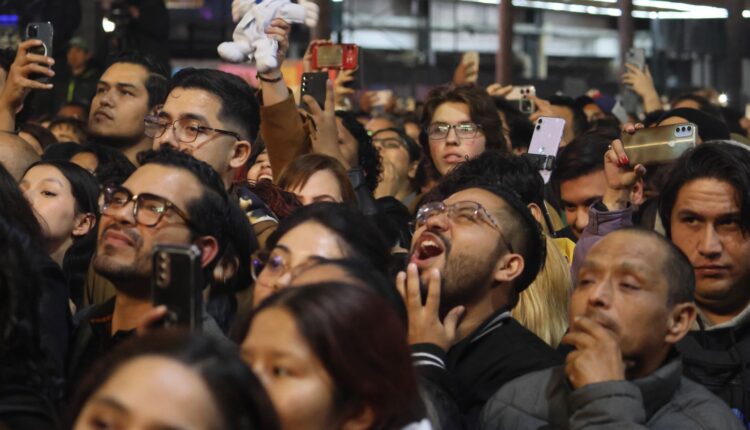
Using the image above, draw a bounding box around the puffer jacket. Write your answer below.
[479,358,744,429]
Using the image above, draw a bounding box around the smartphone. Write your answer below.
[625,47,646,71]
[300,72,327,110]
[506,86,536,114]
[622,123,697,165]
[372,89,392,115]
[151,244,204,331]
[461,51,479,83]
[311,43,359,70]
[527,116,566,183]
[24,22,53,83]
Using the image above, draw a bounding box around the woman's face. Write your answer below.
[288,169,344,206]
[247,150,273,183]
[242,308,338,430]
[20,165,87,247]
[74,356,224,430]
[428,101,487,176]
[253,221,346,307]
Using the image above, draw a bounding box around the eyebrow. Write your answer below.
[274,244,292,254]
[98,81,139,90]
[178,113,211,125]
[90,396,129,414]
[312,195,338,203]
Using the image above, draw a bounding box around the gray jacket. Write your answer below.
[479,358,744,430]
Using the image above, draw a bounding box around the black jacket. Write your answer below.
[412,310,562,429]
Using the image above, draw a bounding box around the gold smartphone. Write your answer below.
[622,123,697,165]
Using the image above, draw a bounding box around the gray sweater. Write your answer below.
[479,358,744,429]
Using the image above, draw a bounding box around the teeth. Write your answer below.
[422,240,437,249]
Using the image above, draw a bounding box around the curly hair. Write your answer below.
[336,110,381,191]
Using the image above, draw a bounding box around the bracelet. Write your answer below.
[256,73,283,83]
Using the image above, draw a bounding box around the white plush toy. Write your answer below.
[218,0,319,73]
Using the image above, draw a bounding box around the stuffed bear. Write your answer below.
[218,0,319,73]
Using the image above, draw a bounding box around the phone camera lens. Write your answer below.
[687,126,692,131]
[29,26,38,37]
[538,118,543,124]
[536,125,541,130]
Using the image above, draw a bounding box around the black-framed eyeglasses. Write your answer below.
[100,184,195,229]
[372,137,408,151]
[144,116,241,144]
[410,200,514,252]
[426,122,482,140]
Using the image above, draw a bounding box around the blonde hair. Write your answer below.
[513,235,571,348]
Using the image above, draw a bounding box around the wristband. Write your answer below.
[256,73,283,83]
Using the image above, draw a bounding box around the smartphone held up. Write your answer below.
[622,123,697,165]
[151,244,204,331]
[24,22,54,83]
[311,43,359,70]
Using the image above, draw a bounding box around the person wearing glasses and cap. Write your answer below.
[66,148,231,389]
[399,167,561,428]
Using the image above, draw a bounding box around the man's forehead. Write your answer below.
[124,164,200,203]
[445,187,505,210]
[101,62,148,87]
[588,232,664,272]
[161,87,223,121]
[675,178,740,214]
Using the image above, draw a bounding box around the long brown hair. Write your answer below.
[276,153,357,205]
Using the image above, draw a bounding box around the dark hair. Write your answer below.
[47,116,88,143]
[574,95,598,111]
[0,163,44,245]
[547,95,589,138]
[336,110,381,192]
[75,142,137,185]
[24,160,100,307]
[420,85,507,173]
[42,142,84,161]
[659,141,750,236]
[493,97,535,151]
[608,228,695,306]
[437,174,546,294]
[0,213,60,401]
[241,180,302,220]
[106,51,169,109]
[671,93,724,121]
[137,148,230,275]
[20,122,58,151]
[253,283,423,429]
[266,202,390,274]
[68,331,279,430]
[550,131,611,199]
[170,68,260,142]
[276,153,357,206]
[374,196,413,250]
[371,127,422,163]
[293,258,407,323]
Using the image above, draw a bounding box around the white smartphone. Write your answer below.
[528,116,566,183]
[506,85,536,100]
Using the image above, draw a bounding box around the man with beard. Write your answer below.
[66,149,228,387]
[480,228,743,429]
[398,178,561,427]
[88,52,168,165]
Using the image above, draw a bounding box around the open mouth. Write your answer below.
[411,232,446,267]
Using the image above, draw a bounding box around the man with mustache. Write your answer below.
[399,177,560,427]
[66,148,229,386]
[480,228,743,429]
[88,52,168,166]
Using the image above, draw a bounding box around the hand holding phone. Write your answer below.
[24,22,54,83]
[300,72,328,110]
[311,43,359,70]
[506,86,536,114]
[526,116,565,183]
[621,122,697,165]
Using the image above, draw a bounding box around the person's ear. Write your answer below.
[493,252,525,285]
[665,302,697,345]
[194,236,220,269]
[72,213,96,237]
[526,203,545,228]
[341,406,375,430]
[630,177,645,207]
[407,160,419,180]
[229,140,252,169]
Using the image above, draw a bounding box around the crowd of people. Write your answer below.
[0,15,749,430]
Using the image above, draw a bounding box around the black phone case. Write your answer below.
[151,244,203,331]
[25,22,53,83]
[301,72,328,110]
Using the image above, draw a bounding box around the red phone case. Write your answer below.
[311,44,359,70]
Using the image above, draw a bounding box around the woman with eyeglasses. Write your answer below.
[250,202,390,308]
[241,283,429,430]
[20,160,99,308]
[419,85,508,177]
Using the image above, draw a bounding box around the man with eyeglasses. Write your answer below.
[371,127,422,206]
[398,176,560,427]
[149,67,259,190]
[67,148,230,388]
